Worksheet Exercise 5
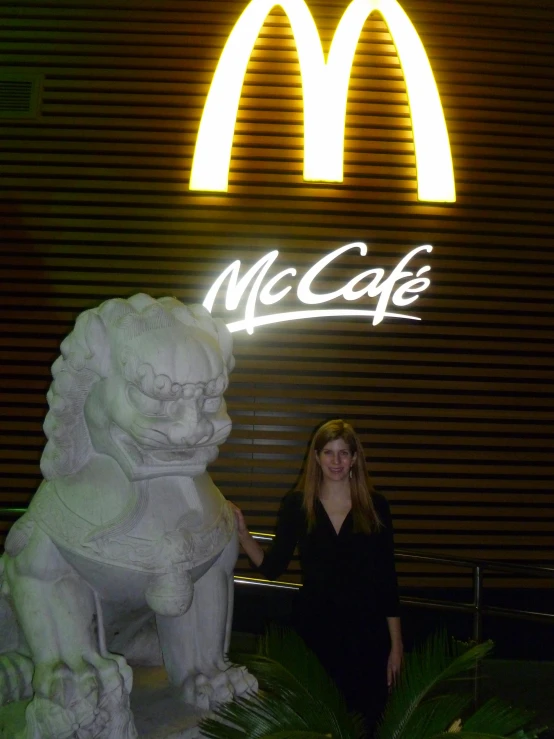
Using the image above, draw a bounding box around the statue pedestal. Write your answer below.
[0,666,207,739]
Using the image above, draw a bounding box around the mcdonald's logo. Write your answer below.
[190,0,455,202]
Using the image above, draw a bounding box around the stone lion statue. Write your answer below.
[0,294,256,738]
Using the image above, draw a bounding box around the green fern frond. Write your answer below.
[510,728,549,739]
[257,626,350,714]
[200,628,362,739]
[461,697,536,737]
[201,628,544,739]
[235,626,361,739]
[247,733,336,739]
[391,692,472,739]
[200,692,309,739]
[429,732,543,739]
[378,632,494,739]
[234,657,357,739]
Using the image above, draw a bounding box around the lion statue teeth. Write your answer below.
[0,294,257,738]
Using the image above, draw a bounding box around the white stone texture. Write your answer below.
[0,666,206,739]
[0,295,257,738]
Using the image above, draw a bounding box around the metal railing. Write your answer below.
[1,509,553,643]
[235,532,554,643]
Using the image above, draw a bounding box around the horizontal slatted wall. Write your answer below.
[1,0,553,589]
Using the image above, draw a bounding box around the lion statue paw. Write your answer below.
[182,664,258,710]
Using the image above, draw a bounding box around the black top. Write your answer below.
[258,490,400,618]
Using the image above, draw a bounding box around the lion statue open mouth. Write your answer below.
[0,294,256,739]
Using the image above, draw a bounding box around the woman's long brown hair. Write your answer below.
[298,419,381,534]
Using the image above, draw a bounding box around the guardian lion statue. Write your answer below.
[0,294,256,738]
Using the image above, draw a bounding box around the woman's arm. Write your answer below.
[386,615,403,689]
[230,501,264,567]
[374,494,403,687]
[229,493,302,580]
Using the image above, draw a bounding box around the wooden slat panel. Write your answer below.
[1,0,553,591]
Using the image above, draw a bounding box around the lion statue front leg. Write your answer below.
[156,535,257,710]
[3,521,136,739]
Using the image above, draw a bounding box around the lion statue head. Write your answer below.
[41,294,235,482]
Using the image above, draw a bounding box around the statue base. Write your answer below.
[0,666,207,739]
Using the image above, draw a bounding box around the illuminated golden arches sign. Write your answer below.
[190,0,455,202]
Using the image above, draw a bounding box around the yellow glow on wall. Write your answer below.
[189,0,455,203]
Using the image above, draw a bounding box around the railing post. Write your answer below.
[473,564,483,643]
[472,564,484,707]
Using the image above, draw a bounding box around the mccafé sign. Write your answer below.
[190,0,455,203]
[193,0,455,333]
[203,243,432,335]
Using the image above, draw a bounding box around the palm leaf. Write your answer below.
[235,626,362,739]
[256,626,352,716]
[235,656,355,736]
[200,628,362,739]
[378,632,494,739]
[259,734,336,739]
[200,689,352,739]
[425,697,542,739]
[202,628,544,739]
[429,733,543,739]
[459,697,536,736]
[393,692,472,739]
[200,692,309,739]
[510,729,549,739]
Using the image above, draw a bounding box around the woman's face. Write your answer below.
[316,437,356,483]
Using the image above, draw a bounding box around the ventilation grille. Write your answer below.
[0,74,41,118]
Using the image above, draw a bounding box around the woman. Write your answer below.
[233,419,402,735]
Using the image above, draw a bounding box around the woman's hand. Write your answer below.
[228,501,265,567]
[387,642,403,690]
[228,501,248,538]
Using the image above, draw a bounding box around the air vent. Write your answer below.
[0,72,42,119]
